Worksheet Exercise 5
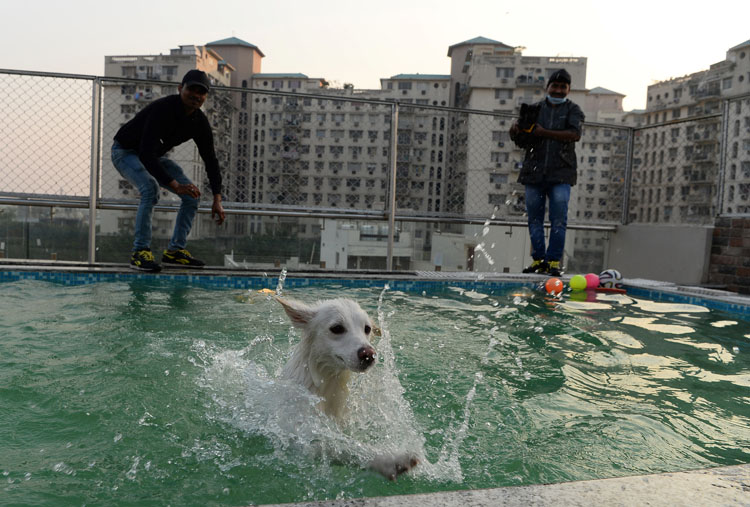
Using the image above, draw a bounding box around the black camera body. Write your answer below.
[513,103,541,149]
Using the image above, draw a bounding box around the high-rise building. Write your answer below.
[632,39,750,223]
[100,36,630,271]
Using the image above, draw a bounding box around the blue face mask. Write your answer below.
[547,95,567,105]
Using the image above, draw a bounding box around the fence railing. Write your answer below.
[1,69,749,271]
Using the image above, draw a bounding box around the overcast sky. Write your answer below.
[2,0,748,111]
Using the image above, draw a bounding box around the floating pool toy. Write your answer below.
[569,274,587,291]
[599,269,623,289]
[545,277,564,295]
[235,288,277,303]
[585,273,600,289]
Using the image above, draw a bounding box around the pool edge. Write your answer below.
[258,463,750,506]
[2,261,749,315]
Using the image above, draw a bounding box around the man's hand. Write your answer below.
[509,120,519,140]
[212,194,226,225]
[171,181,201,198]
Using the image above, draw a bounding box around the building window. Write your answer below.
[271,80,283,89]
[496,68,514,78]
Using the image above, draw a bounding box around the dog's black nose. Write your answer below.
[358,346,376,368]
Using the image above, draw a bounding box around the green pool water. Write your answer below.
[1,278,749,506]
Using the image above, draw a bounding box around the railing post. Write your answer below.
[386,103,399,270]
[621,126,635,225]
[716,98,731,216]
[87,78,102,264]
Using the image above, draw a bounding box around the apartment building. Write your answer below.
[98,36,630,272]
[100,44,235,240]
[633,39,750,223]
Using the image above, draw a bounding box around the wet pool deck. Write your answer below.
[261,464,750,507]
[2,260,750,505]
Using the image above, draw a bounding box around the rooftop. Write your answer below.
[387,73,450,80]
[206,37,265,57]
[447,36,514,56]
[588,87,625,96]
[252,73,310,78]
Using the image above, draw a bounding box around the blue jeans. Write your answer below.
[524,183,571,262]
[111,141,199,252]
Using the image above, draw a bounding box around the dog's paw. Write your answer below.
[369,452,419,481]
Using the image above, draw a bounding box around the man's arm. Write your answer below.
[211,193,225,225]
[194,116,223,197]
[532,126,580,142]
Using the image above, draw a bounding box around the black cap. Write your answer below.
[181,70,210,92]
[547,69,571,86]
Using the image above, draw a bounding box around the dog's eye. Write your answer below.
[330,324,346,334]
[364,325,371,334]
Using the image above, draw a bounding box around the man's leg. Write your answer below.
[524,184,547,261]
[158,157,199,251]
[111,142,160,252]
[546,183,571,263]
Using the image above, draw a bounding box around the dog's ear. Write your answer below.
[275,297,314,327]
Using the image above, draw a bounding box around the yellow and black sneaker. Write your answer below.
[522,259,548,274]
[130,249,162,272]
[162,249,205,268]
[546,260,562,277]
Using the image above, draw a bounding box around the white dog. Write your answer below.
[276,297,419,480]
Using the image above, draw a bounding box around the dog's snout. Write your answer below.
[358,346,376,368]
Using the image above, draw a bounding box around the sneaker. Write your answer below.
[130,249,162,272]
[546,260,562,277]
[522,259,549,274]
[162,249,205,268]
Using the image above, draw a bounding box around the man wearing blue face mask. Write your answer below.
[509,69,584,277]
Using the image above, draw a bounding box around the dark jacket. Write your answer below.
[114,94,222,195]
[517,98,584,186]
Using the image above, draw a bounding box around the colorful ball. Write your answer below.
[569,274,587,291]
[599,269,623,289]
[585,273,600,289]
[545,277,564,295]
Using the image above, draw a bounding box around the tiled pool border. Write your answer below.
[1,265,750,317]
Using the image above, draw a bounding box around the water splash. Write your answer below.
[195,287,457,482]
[473,206,499,271]
[275,268,288,296]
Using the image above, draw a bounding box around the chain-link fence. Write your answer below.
[1,69,749,270]
[1,70,95,198]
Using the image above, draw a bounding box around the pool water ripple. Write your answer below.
[0,279,748,505]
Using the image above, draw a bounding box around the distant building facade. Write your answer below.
[631,39,750,223]
[100,36,637,271]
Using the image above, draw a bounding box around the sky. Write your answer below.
[2,0,749,111]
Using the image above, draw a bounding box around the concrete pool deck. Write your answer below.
[261,464,750,507]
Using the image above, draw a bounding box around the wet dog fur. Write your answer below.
[276,297,418,480]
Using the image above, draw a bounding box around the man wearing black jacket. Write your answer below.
[509,69,584,277]
[111,69,225,272]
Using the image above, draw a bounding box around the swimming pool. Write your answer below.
[1,270,749,505]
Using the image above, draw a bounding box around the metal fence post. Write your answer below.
[88,78,102,263]
[621,127,635,225]
[716,98,731,216]
[386,103,399,270]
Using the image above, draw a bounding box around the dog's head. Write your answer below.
[277,297,377,374]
